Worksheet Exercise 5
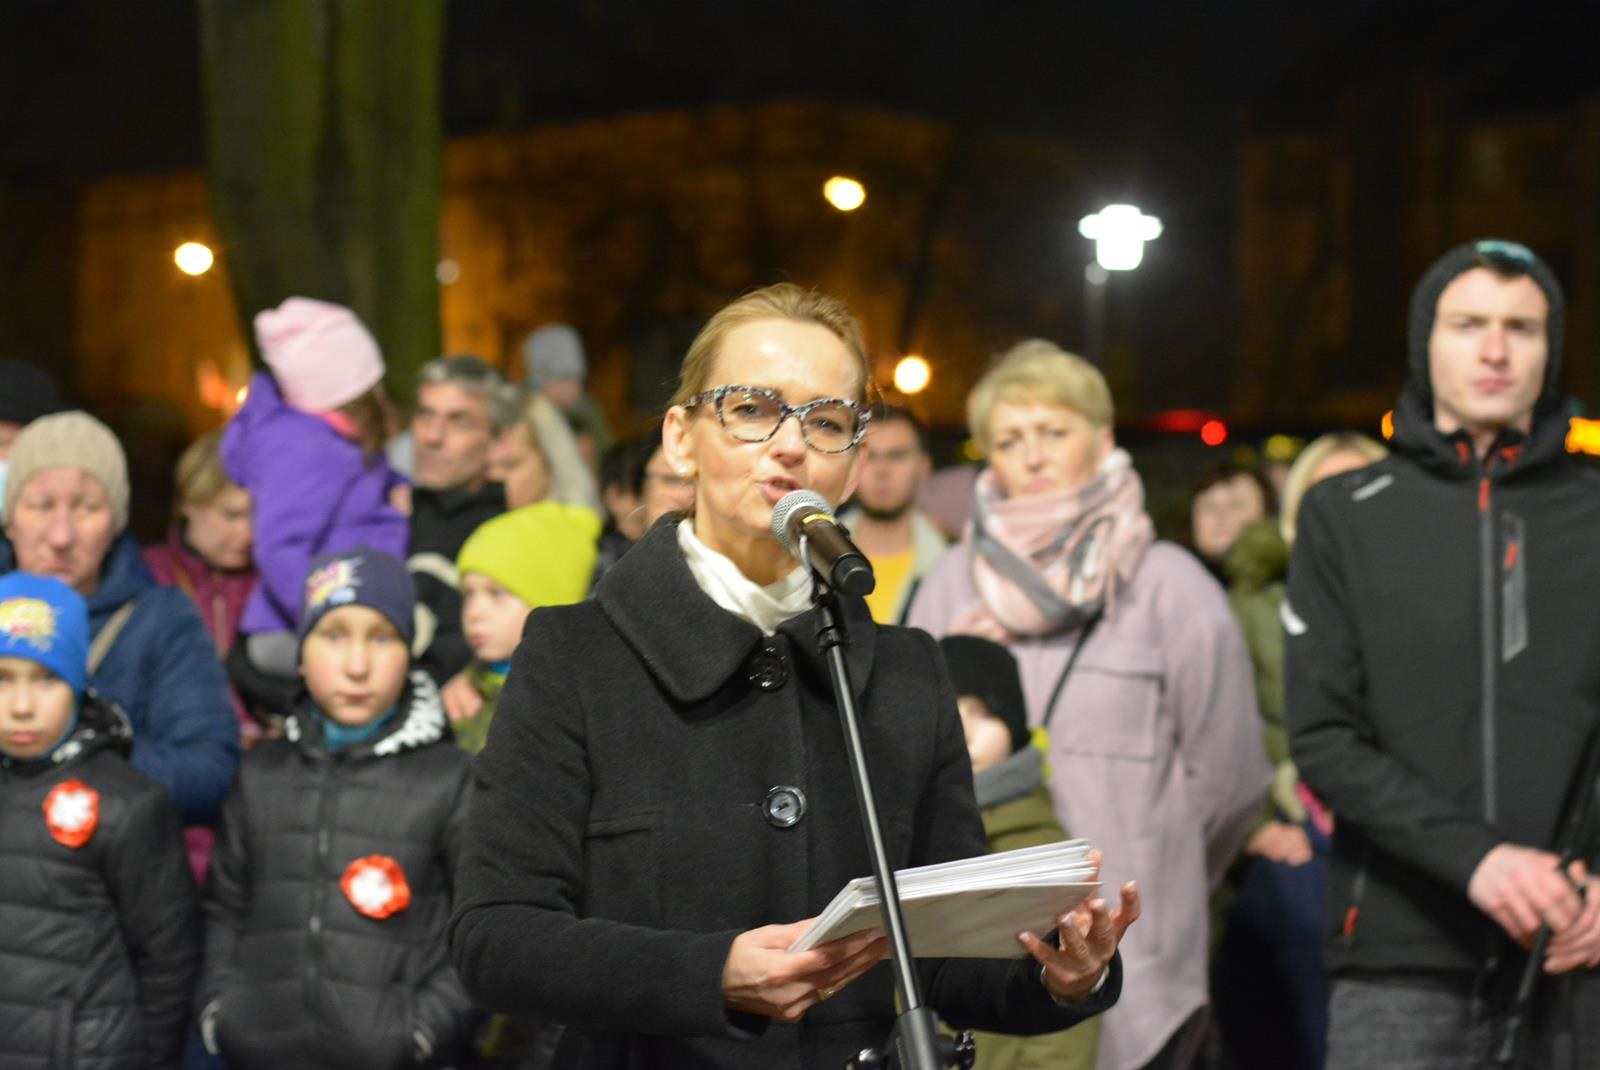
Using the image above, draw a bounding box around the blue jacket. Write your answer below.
[86,535,241,825]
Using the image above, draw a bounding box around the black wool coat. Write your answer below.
[0,695,201,1069]
[450,520,1120,1069]
[197,673,478,1069]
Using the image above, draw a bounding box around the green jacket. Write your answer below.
[961,752,1101,1070]
[453,663,505,756]
[1225,520,1302,820]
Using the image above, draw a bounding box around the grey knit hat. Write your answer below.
[1407,239,1565,398]
[2,411,131,531]
[522,324,587,389]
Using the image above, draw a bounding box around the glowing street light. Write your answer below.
[1078,204,1162,271]
[823,176,867,212]
[174,241,215,276]
[893,355,931,395]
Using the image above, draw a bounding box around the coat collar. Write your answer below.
[285,670,448,760]
[595,517,879,705]
[1391,380,1571,480]
[0,693,132,776]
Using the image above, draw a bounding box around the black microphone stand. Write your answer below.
[807,551,974,1070]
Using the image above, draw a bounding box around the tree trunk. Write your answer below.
[197,0,443,403]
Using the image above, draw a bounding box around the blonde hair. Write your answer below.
[967,339,1113,450]
[522,393,601,510]
[1279,431,1388,546]
[173,430,239,513]
[669,283,872,407]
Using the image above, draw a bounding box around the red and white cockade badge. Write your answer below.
[43,780,100,849]
[340,854,412,919]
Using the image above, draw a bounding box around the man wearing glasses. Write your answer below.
[1286,240,1600,1067]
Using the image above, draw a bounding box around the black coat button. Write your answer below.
[747,645,788,691]
[764,785,807,828]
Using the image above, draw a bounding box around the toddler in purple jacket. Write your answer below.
[222,297,409,682]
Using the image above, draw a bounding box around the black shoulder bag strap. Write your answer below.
[1039,610,1103,732]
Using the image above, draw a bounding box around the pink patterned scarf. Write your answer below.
[952,449,1155,641]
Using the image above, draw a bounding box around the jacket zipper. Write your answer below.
[305,758,337,1011]
[1479,453,1498,828]
[1477,445,1516,973]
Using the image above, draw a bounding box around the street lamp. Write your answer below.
[1078,204,1162,271]
[893,355,931,395]
[1077,204,1162,363]
[174,241,215,276]
[823,176,867,212]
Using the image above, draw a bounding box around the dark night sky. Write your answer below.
[3,1,1596,413]
[2,2,1387,182]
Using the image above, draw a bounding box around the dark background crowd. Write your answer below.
[3,3,1600,1070]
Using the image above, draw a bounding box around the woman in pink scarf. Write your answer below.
[908,341,1270,1070]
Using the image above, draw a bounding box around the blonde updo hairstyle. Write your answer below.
[670,283,873,408]
[967,340,1113,454]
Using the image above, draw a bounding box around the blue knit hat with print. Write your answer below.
[297,546,416,648]
[0,572,90,694]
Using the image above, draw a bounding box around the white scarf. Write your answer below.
[678,520,813,636]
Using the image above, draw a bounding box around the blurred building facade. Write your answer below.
[71,101,1099,442]
[1235,20,1600,428]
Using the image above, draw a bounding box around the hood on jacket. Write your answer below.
[1390,381,1573,481]
[1224,519,1289,595]
[284,670,449,760]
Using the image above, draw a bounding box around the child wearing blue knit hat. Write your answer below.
[0,571,202,1066]
[0,571,91,760]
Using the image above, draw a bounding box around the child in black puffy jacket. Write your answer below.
[0,572,200,1069]
[196,547,478,1069]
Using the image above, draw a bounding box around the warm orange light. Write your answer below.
[1567,417,1600,455]
[823,176,866,212]
[1381,410,1395,440]
[893,355,931,394]
[174,241,214,276]
[235,384,250,407]
[1200,419,1228,447]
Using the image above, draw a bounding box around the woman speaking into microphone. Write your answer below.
[449,284,1136,1068]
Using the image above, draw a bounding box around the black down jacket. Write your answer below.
[197,672,478,1069]
[0,694,201,1069]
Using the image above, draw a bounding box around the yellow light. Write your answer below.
[235,384,250,407]
[1567,417,1600,455]
[823,176,866,212]
[1381,410,1395,441]
[174,242,214,276]
[893,355,931,394]
[1263,434,1304,462]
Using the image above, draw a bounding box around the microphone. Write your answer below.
[772,490,876,597]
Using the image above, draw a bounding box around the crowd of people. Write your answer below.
[0,236,1596,1070]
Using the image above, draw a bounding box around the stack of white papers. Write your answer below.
[789,840,1100,959]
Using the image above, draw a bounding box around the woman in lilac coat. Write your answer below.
[907,341,1270,1070]
[222,298,409,679]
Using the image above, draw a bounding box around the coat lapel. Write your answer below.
[596,519,879,705]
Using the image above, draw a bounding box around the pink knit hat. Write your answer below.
[253,297,385,413]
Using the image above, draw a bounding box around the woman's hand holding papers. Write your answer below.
[722,920,889,1022]
[1019,850,1140,1003]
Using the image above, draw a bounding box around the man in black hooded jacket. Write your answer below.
[1286,239,1600,1067]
